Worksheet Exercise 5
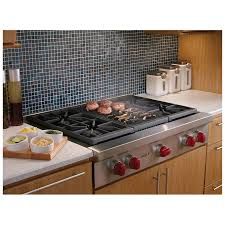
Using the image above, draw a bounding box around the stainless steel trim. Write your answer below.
[153,171,161,194]
[213,184,222,191]
[23,172,85,194]
[187,71,190,85]
[3,70,6,84]
[216,122,223,126]
[175,75,178,89]
[162,168,169,194]
[215,146,222,151]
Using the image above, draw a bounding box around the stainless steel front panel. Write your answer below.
[90,112,212,161]
[94,124,208,189]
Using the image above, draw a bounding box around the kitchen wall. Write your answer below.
[3,30,178,115]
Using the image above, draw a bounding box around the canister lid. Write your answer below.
[8,69,20,81]
[172,61,192,67]
[159,65,178,70]
[147,70,167,79]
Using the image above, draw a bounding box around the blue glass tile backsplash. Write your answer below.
[3,30,178,115]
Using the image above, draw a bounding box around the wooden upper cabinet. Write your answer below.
[3,30,21,48]
[178,31,222,93]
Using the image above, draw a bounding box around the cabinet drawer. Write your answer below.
[4,162,92,194]
[205,141,222,186]
[204,180,222,194]
[208,116,222,145]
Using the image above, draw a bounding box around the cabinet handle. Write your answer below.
[213,184,222,191]
[215,146,222,151]
[23,172,85,194]
[216,122,223,126]
[162,168,169,194]
[153,171,161,194]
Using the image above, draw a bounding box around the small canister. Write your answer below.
[159,65,180,93]
[172,61,192,90]
[146,71,168,96]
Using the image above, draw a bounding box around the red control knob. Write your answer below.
[113,161,126,176]
[185,135,196,147]
[129,157,141,170]
[196,131,206,143]
[159,145,171,157]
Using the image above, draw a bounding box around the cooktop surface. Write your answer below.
[26,95,198,145]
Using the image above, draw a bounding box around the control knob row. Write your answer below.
[182,131,206,147]
[110,155,141,176]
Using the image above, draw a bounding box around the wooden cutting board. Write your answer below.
[3,136,68,160]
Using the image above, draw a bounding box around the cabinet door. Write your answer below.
[204,180,222,194]
[208,116,222,145]
[205,141,222,186]
[4,162,92,194]
[165,146,207,194]
[95,165,161,194]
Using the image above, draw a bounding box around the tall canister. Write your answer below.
[172,61,192,90]
[8,69,23,126]
[159,65,180,93]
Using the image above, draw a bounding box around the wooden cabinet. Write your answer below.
[204,180,222,194]
[4,162,92,194]
[204,115,222,194]
[3,30,21,48]
[95,164,162,194]
[165,146,206,194]
[178,31,222,93]
[96,146,206,194]
[208,116,222,145]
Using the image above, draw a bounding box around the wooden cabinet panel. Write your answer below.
[3,30,21,48]
[205,141,222,187]
[178,31,222,93]
[204,180,222,194]
[3,30,17,43]
[208,116,222,145]
[4,162,92,194]
[95,165,162,194]
[165,146,207,194]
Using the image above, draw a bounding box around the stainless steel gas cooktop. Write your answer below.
[26,95,197,146]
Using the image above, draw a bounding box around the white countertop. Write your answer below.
[3,124,93,186]
[139,90,222,116]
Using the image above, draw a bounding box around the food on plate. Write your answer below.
[32,137,53,147]
[98,99,112,107]
[7,135,26,144]
[97,106,112,115]
[86,101,99,111]
[19,127,37,133]
[111,102,126,111]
